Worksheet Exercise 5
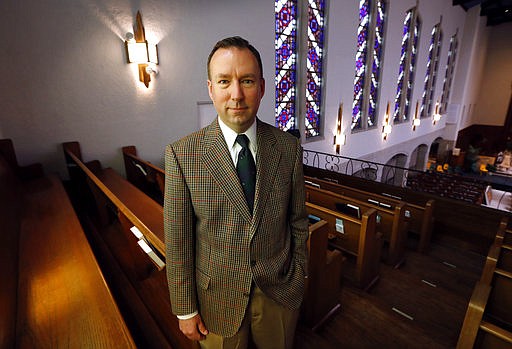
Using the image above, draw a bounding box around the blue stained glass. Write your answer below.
[359,0,369,20]
[304,0,325,138]
[275,0,298,132]
[394,8,419,122]
[352,0,386,129]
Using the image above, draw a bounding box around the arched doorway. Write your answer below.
[409,144,429,171]
[381,153,408,186]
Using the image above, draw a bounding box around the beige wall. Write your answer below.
[472,22,512,126]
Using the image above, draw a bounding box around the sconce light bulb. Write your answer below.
[125,32,134,41]
[145,65,159,75]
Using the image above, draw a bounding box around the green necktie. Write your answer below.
[236,134,256,213]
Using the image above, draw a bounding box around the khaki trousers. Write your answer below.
[199,286,299,349]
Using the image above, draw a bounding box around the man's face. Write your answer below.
[208,47,265,133]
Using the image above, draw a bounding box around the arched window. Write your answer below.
[352,0,387,131]
[420,23,442,118]
[275,0,326,139]
[440,31,458,114]
[393,7,421,123]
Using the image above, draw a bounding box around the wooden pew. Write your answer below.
[63,141,198,349]
[302,219,344,330]
[305,175,434,253]
[0,144,135,348]
[456,223,512,348]
[0,154,22,349]
[304,165,508,256]
[306,202,381,290]
[0,138,44,180]
[122,145,165,204]
[305,183,408,268]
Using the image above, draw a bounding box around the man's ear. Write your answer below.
[260,78,265,98]
[207,80,213,100]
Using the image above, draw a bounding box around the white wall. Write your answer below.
[0,0,275,176]
[0,0,495,177]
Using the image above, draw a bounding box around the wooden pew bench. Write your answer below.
[0,146,135,348]
[305,175,434,253]
[63,141,197,349]
[305,183,408,268]
[306,202,381,290]
[122,145,165,204]
[302,219,344,330]
[457,224,512,348]
[120,144,347,331]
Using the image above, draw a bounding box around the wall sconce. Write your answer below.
[412,101,420,131]
[333,103,346,153]
[432,101,441,125]
[125,11,159,88]
[382,102,392,140]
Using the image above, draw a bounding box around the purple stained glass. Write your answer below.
[305,0,325,138]
[353,0,386,129]
[359,0,369,20]
[275,0,298,132]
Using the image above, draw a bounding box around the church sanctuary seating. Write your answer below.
[0,139,135,348]
[305,175,434,253]
[457,218,512,348]
[121,144,346,330]
[63,141,199,349]
[305,182,408,268]
[306,202,382,290]
[304,165,509,256]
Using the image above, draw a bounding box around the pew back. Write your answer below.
[303,220,344,330]
[305,175,434,253]
[457,222,512,348]
[306,202,381,290]
[122,145,165,204]
[306,183,407,267]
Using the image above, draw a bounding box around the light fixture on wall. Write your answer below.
[125,11,159,88]
[432,101,441,125]
[333,103,346,153]
[382,102,392,140]
[412,101,420,131]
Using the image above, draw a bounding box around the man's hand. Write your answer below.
[179,314,209,341]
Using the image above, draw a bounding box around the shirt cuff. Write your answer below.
[177,311,198,320]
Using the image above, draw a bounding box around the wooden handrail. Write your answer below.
[64,148,165,267]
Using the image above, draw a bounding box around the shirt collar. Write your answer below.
[218,117,257,151]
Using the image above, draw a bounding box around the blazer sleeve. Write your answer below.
[289,139,309,277]
[164,144,198,316]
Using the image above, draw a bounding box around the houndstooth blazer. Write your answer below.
[164,118,309,338]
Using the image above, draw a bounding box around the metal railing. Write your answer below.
[303,149,421,188]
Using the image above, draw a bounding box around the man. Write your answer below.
[164,36,308,349]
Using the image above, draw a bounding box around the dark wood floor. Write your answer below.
[295,237,486,349]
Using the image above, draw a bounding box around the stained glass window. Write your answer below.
[393,8,420,123]
[440,32,458,114]
[305,0,325,138]
[275,0,326,138]
[420,23,442,118]
[275,0,298,132]
[351,0,387,131]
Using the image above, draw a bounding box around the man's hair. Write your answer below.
[207,36,263,80]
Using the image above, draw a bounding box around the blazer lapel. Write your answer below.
[202,119,252,221]
[252,120,280,229]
